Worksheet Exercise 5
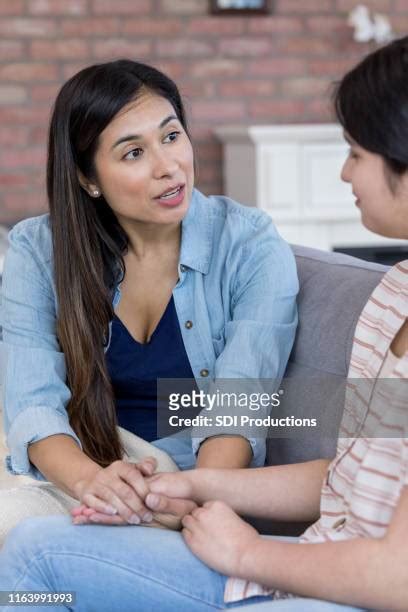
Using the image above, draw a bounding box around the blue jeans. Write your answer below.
[0,517,363,612]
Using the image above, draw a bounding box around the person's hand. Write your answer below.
[181,500,260,578]
[71,456,157,526]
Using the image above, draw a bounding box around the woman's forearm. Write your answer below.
[28,434,101,498]
[240,536,408,610]
[191,459,329,521]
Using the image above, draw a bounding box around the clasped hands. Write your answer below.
[71,457,260,577]
[71,457,196,530]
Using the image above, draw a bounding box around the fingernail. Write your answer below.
[128,514,141,525]
[105,506,118,515]
[147,494,159,508]
[89,515,100,523]
[142,512,153,523]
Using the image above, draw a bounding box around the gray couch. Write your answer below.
[0,244,387,531]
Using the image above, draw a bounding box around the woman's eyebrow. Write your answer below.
[111,114,179,150]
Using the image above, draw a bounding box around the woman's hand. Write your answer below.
[71,456,157,526]
[181,500,260,578]
[71,460,197,528]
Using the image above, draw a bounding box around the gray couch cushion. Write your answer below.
[266,245,387,468]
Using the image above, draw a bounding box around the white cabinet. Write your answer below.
[215,124,405,251]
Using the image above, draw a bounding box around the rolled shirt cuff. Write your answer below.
[5,405,82,480]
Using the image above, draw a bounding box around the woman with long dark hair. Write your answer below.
[0,60,298,540]
[0,36,407,612]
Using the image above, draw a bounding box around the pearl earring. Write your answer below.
[92,189,100,197]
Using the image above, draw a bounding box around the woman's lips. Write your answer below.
[155,184,185,207]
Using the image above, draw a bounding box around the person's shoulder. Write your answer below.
[196,191,277,237]
[8,214,52,262]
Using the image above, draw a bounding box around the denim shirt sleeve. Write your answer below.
[191,214,299,467]
[0,223,82,480]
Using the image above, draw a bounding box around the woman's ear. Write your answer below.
[77,169,101,198]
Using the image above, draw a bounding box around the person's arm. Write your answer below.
[196,436,252,469]
[182,487,408,610]
[148,458,329,521]
[27,434,101,498]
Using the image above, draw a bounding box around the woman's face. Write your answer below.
[341,134,408,239]
[91,90,194,229]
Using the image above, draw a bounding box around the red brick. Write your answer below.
[306,16,349,31]
[61,17,119,35]
[249,58,307,76]
[0,86,27,104]
[0,18,57,37]
[0,147,46,169]
[194,141,222,163]
[192,101,245,123]
[275,36,340,56]
[280,77,331,98]
[30,126,49,145]
[0,174,34,188]
[218,37,272,57]
[0,106,50,125]
[308,57,360,76]
[187,17,245,35]
[249,99,307,119]
[159,0,207,15]
[0,40,25,60]
[91,0,151,14]
[152,61,185,80]
[306,98,335,121]
[92,39,152,59]
[178,81,216,99]
[248,16,304,33]
[156,39,214,58]
[392,15,408,32]
[395,0,408,11]
[30,39,89,60]
[0,0,25,14]
[195,162,222,184]
[219,79,276,97]
[30,83,61,102]
[1,192,48,225]
[190,59,244,79]
[275,0,334,13]
[27,0,88,15]
[0,127,29,146]
[122,18,182,35]
[0,63,58,82]
[336,0,392,12]
[62,62,94,80]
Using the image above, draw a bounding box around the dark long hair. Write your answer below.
[334,36,408,183]
[47,60,189,467]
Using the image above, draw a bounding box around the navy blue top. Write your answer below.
[105,296,195,442]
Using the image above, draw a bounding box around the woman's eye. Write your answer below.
[164,131,180,143]
[124,148,143,160]
[348,148,359,160]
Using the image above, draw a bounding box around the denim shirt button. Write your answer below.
[185,320,193,329]
[180,264,187,273]
[200,368,209,377]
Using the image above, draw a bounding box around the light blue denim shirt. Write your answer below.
[0,189,298,479]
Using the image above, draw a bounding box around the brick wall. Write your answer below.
[0,0,406,225]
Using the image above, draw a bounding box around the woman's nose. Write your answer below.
[152,150,178,178]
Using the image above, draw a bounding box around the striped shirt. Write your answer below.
[224,260,408,603]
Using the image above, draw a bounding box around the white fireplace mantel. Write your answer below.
[215,124,405,251]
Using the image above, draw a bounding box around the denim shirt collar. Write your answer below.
[112,189,213,308]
